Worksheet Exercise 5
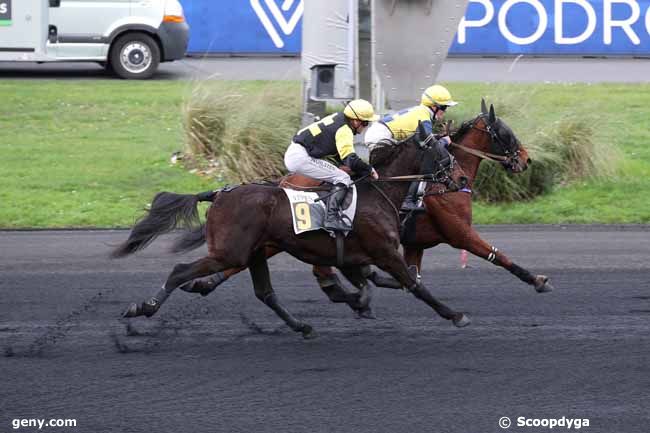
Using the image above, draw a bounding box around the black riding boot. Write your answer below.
[324,183,349,232]
[401,181,421,211]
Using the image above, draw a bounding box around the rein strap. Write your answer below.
[449,141,509,163]
[372,174,435,182]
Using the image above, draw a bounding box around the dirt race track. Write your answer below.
[1,227,649,433]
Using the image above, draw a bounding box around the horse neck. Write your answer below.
[452,122,492,186]
[373,143,419,205]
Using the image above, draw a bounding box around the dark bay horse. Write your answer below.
[113,134,471,339]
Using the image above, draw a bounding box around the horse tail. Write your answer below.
[111,190,217,258]
[170,223,207,254]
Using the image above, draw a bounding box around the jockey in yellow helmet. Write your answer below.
[285,99,379,231]
[365,84,458,210]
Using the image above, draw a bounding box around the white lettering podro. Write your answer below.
[457,0,650,46]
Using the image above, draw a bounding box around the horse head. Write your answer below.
[476,99,531,173]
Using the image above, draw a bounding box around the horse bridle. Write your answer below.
[458,114,522,171]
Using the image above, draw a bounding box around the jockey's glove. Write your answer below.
[343,153,373,178]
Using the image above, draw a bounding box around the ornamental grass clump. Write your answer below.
[183,82,618,201]
[182,81,301,182]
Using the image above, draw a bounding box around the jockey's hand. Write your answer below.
[439,135,452,147]
[370,168,379,180]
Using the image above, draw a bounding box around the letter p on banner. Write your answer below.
[0,0,11,25]
[457,0,495,43]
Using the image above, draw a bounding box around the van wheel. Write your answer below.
[109,33,160,79]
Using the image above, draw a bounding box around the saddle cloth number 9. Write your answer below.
[282,187,356,235]
[293,202,312,231]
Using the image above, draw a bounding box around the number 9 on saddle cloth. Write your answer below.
[283,186,358,236]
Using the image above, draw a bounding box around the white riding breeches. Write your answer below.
[364,122,393,151]
[284,141,352,186]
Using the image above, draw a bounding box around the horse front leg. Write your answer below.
[338,267,377,319]
[373,249,470,328]
[313,266,356,302]
[404,246,424,282]
[452,226,554,293]
[365,246,424,290]
[312,265,376,319]
[249,249,315,339]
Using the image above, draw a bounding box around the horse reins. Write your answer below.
[448,141,509,163]
[369,182,401,226]
[371,174,437,182]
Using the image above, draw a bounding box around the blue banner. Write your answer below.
[179,0,650,56]
[179,0,303,54]
[449,0,650,55]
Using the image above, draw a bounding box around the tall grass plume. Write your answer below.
[182,81,301,182]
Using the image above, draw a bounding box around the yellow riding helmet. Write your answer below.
[421,85,458,108]
[343,99,380,122]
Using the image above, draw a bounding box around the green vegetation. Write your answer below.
[0,80,212,228]
[0,80,648,228]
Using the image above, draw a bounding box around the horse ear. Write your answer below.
[481,98,488,115]
[489,104,496,123]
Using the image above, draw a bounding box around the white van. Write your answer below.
[0,0,189,79]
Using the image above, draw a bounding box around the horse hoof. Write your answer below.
[356,307,377,320]
[453,313,471,328]
[122,303,141,318]
[301,324,317,340]
[534,276,554,293]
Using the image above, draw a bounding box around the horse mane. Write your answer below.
[369,140,403,167]
[450,116,479,143]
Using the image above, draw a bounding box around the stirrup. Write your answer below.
[400,201,419,211]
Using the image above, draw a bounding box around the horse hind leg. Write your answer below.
[177,269,234,297]
[180,246,284,297]
[123,257,225,318]
[250,250,315,339]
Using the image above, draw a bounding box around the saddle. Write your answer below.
[278,166,353,191]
